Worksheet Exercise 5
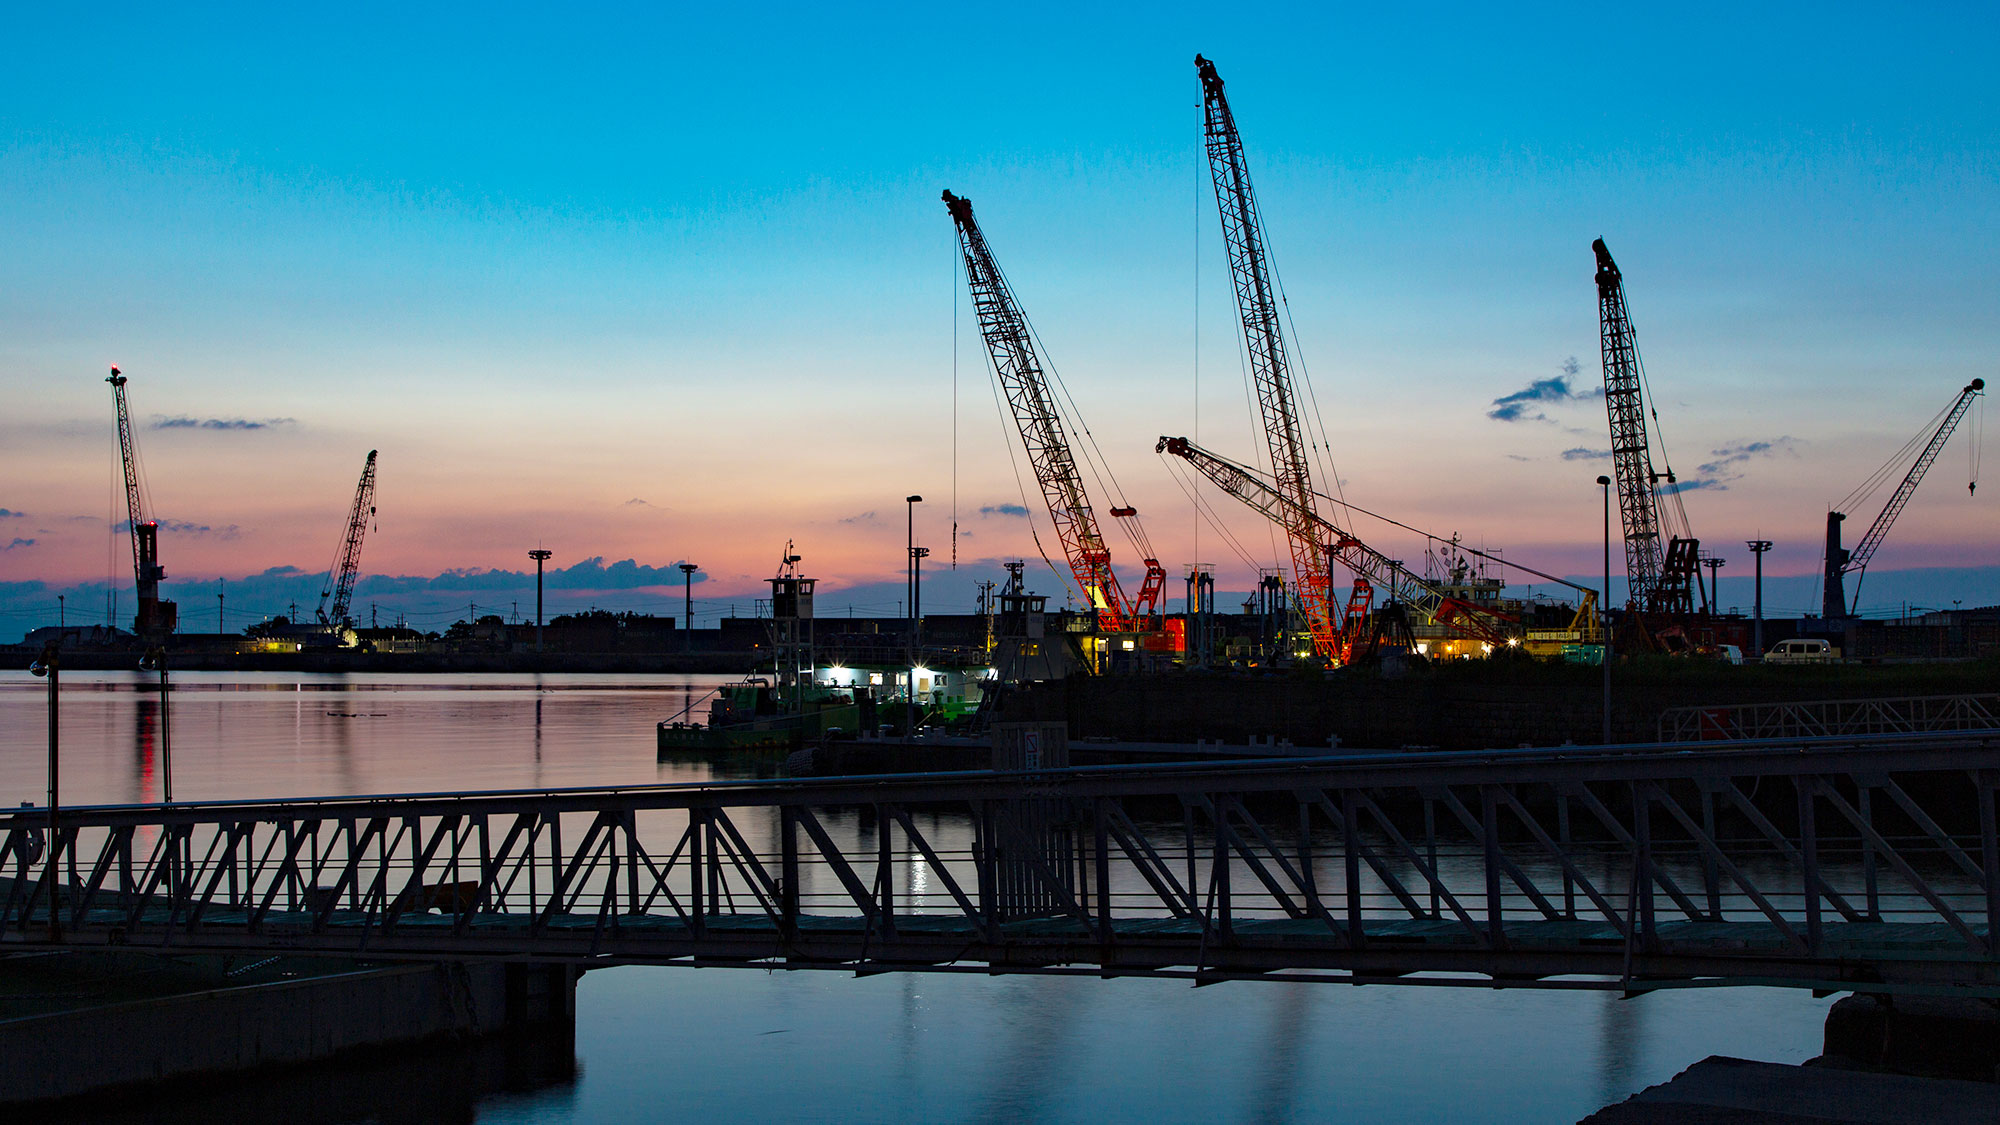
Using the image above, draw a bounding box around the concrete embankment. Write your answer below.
[0,951,575,1106]
[1003,659,2000,751]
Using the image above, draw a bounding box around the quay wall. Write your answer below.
[1003,659,2000,750]
[0,959,575,1105]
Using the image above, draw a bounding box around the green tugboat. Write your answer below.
[656,676,859,755]
[657,543,862,757]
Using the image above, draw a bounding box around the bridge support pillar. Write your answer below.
[1821,994,2000,1081]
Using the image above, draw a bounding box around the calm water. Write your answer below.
[0,671,1834,1123]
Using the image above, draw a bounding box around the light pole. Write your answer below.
[140,648,173,802]
[1747,540,1772,659]
[1597,475,1613,744]
[906,495,923,734]
[529,549,553,653]
[679,563,699,655]
[57,594,64,632]
[29,642,59,937]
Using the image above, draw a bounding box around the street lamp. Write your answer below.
[139,648,173,803]
[29,642,59,937]
[906,495,923,735]
[679,563,699,655]
[529,549,553,653]
[1597,475,1613,745]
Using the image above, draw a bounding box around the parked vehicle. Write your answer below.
[1764,638,1836,664]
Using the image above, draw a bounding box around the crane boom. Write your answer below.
[1823,378,1984,618]
[1196,54,1337,659]
[1158,436,1511,645]
[1594,238,1698,615]
[318,450,379,629]
[106,366,177,638]
[944,190,1162,632]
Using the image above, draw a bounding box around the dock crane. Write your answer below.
[1194,55,1338,660]
[944,189,1166,635]
[1594,238,1701,617]
[316,450,379,632]
[1157,436,1515,655]
[106,367,178,639]
[1822,379,1984,619]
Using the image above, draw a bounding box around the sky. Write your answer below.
[3,2,1995,634]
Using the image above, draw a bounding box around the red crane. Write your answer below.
[944,190,1166,633]
[1157,436,1513,653]
[107,367,178,639]
[317,450,379,631]
[1195,55,1338,660]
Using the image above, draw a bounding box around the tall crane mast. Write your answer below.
[1158,436,1512,648]
[944,190,1165,632]
[317,450,379,630]
[106,367,178,639]
[1823,378,1983,619]
[1196,54,1337,660]
[1594,238,1699,615]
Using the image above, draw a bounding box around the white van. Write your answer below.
[1764,638,1836,664]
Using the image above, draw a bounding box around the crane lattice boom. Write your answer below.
[944,191,1161,632]
[1196,54,1337,659]
[106,366,177,638]
[1594,239,1698,615]
[1824,378,1984,618]
[318,450,379,629]
[1158,437,1511,646]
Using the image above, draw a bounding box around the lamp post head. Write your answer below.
[529,549,553,563]
[679,563,699,576]
[1596,475,1611,487]
[906,495,923,504]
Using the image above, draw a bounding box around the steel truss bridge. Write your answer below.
[6,734,2000,996]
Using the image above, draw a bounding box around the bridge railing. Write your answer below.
[5,733,2000,991]
[1659,693,2000,742]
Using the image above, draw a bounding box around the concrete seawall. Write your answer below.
[0,956,575,1105]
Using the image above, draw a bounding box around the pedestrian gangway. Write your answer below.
[6,733,2000,996]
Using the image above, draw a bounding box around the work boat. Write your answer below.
[656,677,859,756]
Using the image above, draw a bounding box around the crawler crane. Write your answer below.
[944,190,1167,639]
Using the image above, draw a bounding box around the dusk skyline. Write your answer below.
[5,4,1994,630]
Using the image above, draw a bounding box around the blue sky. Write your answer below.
[2,2,1994,631]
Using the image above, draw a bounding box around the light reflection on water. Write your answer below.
[0,672,1834,1123]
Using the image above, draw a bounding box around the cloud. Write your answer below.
[0,509,23,519]
[112,519,242,539]
[1487,357,1602,423]
[1659,478,1725,494]
[1504,454,1533,463]
[1561,447,1611,461]
[149,415,296,431]
[980,504,1030,518]
[1656,436,1801,493]
[622,498,655,508]
[3,538,34,550]
[839,511,878,525]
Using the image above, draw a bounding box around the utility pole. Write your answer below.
[679,563,699,655]
[1598,476,1613,744]
[30,642,59,939]
[1747,540,1772,658]
[906,495,923,735]
[529,550,553,653]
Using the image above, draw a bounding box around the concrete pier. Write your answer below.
[0,952,575,1105]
